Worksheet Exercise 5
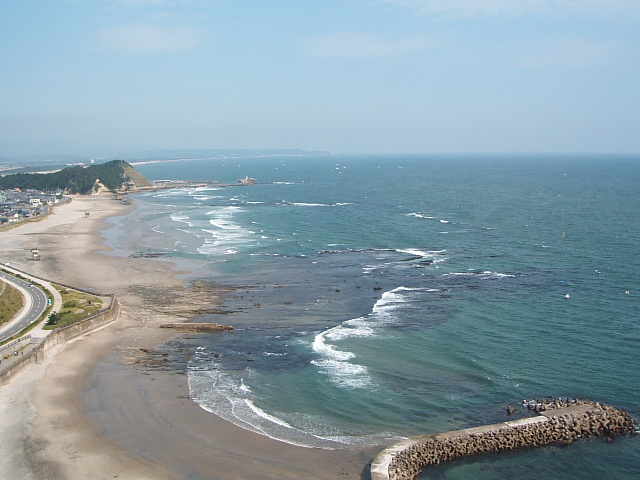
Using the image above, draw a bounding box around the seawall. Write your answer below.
[371,400,637,480]
[0,297,119,385]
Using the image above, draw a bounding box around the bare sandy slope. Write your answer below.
[0,195,379,480]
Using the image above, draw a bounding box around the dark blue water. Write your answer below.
[112,154,639,478]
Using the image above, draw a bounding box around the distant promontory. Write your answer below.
[0,160,152,195]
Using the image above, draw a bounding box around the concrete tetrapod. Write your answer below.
[370,400,637,480]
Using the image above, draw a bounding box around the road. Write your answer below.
[0,270,49,342]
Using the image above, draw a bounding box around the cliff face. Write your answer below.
[91,179,110,195]
[121,163,153,191]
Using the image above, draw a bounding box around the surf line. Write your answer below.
[370,399,637,480]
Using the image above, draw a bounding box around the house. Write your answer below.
[237,176,257,186]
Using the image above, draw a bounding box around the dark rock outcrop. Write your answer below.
[159,322,234,332]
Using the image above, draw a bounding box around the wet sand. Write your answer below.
[0,195,379,479]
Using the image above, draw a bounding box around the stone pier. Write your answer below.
[370,400,637,480]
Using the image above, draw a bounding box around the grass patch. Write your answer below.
[44,287,105,329]
[0,212,49,232]
[0,280,24,326]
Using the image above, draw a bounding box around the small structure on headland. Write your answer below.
[159,322,233,332]
[237,176,257,186]
[370,398,637,480]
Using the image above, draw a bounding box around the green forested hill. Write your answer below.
[0,160,152,194]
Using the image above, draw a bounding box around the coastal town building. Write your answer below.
[0,189,63,225]
[237,176,257,185]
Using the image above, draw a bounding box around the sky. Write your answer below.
[1,0,639,156]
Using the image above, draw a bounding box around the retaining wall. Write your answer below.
[0,334,32,354]
[0,298,119,384]
[43,297,119,347]
[0,338,47,383]
[371,401,637,480]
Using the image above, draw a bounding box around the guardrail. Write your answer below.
[0,265,112,297]
[0,334,31,353]
[0,298,119,385]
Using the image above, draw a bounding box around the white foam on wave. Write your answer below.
[198,227,251,255]
[312,330,356,361]
[193,185,220,192]
[189,368,271,434]
[290,202,332,207]
[311,317,376,389]
[311,319,373,388]
[239,378,251,392]
[170,212,194,227]
[190,186,222,201]
[397,248,447,264]
[191,195,218,202]
[398,247,444,256]
[442,270,515,278]
[310,357,370,388]
[209,218,241,230]
[205,205,242,221]
[154,187,193,198]
[196,206,258,256]
[188,366,376,449]
[407,212,453,225]
[492,272,516,278]
[310,287,421,389]
[407,212,436,219]
[243,399,295,429]
[361,248,449,275]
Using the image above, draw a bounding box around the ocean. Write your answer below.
[107,154,639,479]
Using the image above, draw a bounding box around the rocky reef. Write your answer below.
[159,322,234,332]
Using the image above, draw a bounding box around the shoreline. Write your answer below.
[0,194,379,479]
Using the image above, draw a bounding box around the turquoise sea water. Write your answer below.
[110,154,639,479]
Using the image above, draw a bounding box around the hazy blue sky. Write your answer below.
[1,0,639,156]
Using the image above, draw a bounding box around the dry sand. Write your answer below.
[0,195,379,480]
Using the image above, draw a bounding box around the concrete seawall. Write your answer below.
[371,401,637,480]
[43,296,119,346]
[0,297,119,384]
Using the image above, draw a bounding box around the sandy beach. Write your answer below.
[0,195,379,480]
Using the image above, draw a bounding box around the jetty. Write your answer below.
[159,322,233,332]
[370,399,636,480]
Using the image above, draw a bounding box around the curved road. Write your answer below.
[0,271,48,342]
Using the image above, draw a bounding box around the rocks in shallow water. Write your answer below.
[159,322,234,332]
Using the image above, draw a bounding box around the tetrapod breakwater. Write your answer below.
[370,399,636,480]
